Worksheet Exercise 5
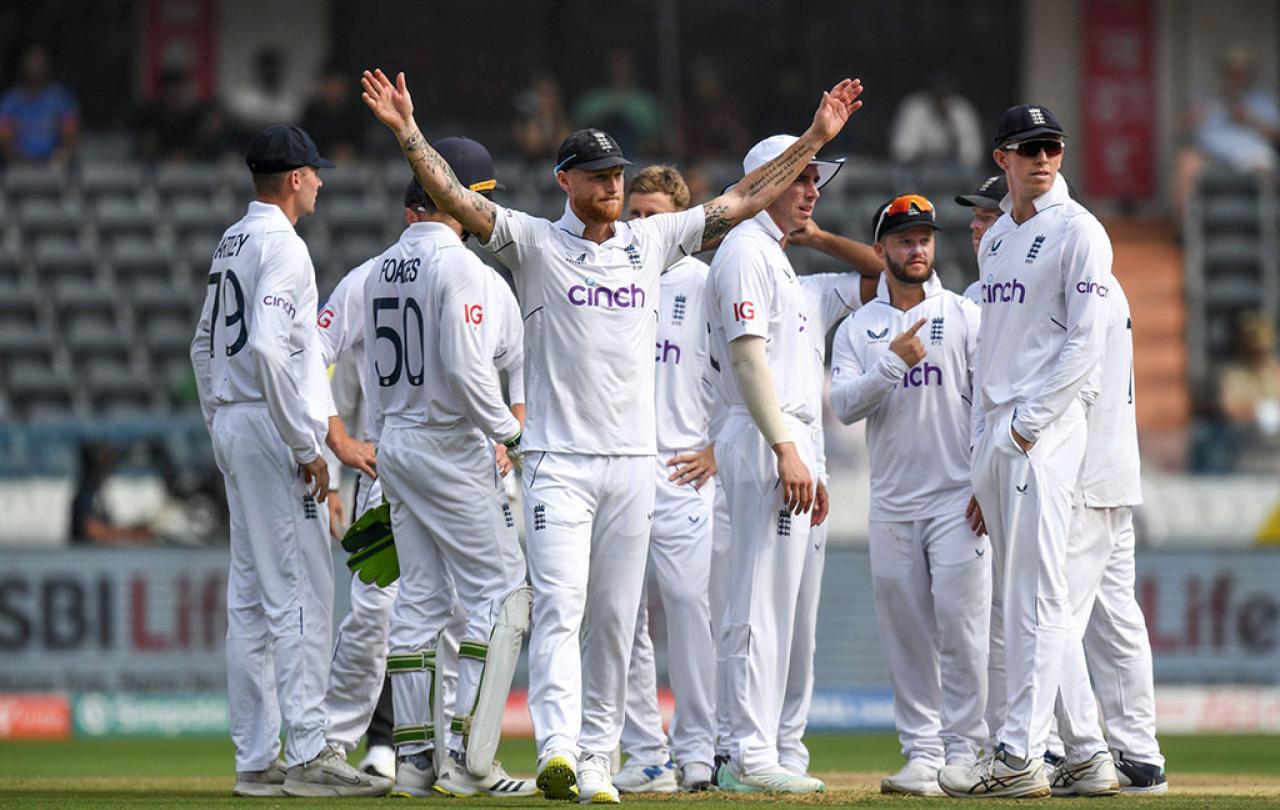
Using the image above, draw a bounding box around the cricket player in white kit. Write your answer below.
[614,166,717,794]
[940,105,1115,799]
[1047,279,1168,795]
[830,194,989,797]
[361,67,863,804]
[955,175,1008,306]
[361,141,536,799]
[707,133,874,794]
[190,125,390,798]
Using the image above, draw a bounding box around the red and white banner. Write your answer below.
[0,693,71,740]
[1082,0,1157,199]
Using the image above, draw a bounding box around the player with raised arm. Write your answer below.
[829,195,989,797]
[361,68,862,804]
[190,125,390,798]
[939,105,1114,799]
[359,139,535,800]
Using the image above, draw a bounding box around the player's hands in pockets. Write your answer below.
[668,444,717,490]
[773,441,813,515]
[965,495,986,536]
[301,457,330,503]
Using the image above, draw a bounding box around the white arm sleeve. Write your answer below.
[963,298,985,449]
[729,335,792,446]
[190,275,216,431]
[828,320,908,425]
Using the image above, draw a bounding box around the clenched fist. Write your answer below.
[890,317,928,367]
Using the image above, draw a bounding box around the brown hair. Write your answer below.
[629,165,691,211]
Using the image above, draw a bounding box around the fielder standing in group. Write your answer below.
[941,105,1114,799]
[830,194,989,797]
[954,174,1007,304]
[361,67,863,804]
[191,125,390,798]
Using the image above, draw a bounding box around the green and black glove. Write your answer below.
[341,502,399,587]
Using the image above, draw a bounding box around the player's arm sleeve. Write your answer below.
[802,273,863,334]
[493,287,525,405]
[1011,218,1113,442]
[730,336,791,445]
[189,271,216,431]
[249,237,322,464]
[828,319,907,424]
[482,204,545,274]
[438,258,522,443]
[962,298,985,448]
[645,207,707,270]
[315,261,368,367]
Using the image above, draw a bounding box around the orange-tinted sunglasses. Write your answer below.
[875,194,935,240]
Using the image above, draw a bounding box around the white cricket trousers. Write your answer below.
[323,475,400,752]
[708,477,731,756]
[972,400,1102,760]
[212,404,333,770]
[869,507,991,767]
[717,411,816,774]
[380,425,527,756]
[777,515,826,774]
[523,451,654,758]
[621,458,716,768]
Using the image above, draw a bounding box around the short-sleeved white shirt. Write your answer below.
[483,201,705,454]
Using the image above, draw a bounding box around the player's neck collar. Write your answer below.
[558,201,622,243]
[875,271,942,305]
[999,173,1069,216]
[751,209,785,243]
[247,200,294,230]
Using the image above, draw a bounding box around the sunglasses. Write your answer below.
[875,194,934,239]
[1002,139,1065,158]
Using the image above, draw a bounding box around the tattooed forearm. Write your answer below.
[743,137,814,199]
[399,126,496,238]
[701,202,733,249]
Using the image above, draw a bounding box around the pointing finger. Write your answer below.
[905,317,928,335]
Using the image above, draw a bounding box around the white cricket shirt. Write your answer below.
[655,256,714,454]
[364,222,520,442]
[191,201,332,464]
[491,273,525,406]
[962,279,982,305]
[1077,279,1142,506]
[317,259,377,440]
[974,174,1113,442]
[483,201,705,454]
[830,273,980,520]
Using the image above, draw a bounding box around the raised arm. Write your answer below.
[361,69,497,243]
[698,78,864,248]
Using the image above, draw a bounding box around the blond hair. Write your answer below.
[629,165,691,211]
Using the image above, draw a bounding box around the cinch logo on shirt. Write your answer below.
[567,281,646,308]
[655,339,681,364]
[732,301,755,322]
[903,362,942,388]
[263,295,297,318]
[1076,277,1109,297]
[981,275,1026,304]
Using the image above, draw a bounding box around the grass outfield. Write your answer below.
[1,734,1278,807]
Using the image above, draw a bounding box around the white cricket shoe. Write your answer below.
[1114,751,1169,794]
[390,752,436,797]
[1049,750,1120,797]
[938,745,1050,799]
[577,751,620,804]
[434,751,539,797]
[680,762,714,792]
[881,759,945,796]
[357,744,396,780]
[282,745,392,797]
[612,758,677,793]
[536,748,578,801]
[716,761,825,794]
[233,760,286,796]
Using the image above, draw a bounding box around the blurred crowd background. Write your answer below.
[0,0,1277,549]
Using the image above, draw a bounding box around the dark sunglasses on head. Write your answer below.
[1002,139,1065,158]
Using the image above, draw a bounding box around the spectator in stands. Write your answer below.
[69,441,154,546]
[135,65,231,162]
[1217,312,1280,475]
[225,48,302,138]
[1175,47,1280,224]
[682,58,748,160]
[512,73,570,166]
[573,49,662,156]
[888,74,982,167]
[302,63,367,163]
[0,43,79,165]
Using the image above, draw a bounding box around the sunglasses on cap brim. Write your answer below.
[1001,139,1065,158]
[875,194,935,240]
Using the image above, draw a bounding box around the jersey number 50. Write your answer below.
[207,270,248,357]
[373,297,425,387]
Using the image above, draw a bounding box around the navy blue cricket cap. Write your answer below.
[553,128,633,174]
[871,194,940,243]
[993,104,1066,147]
[955,174,1008,209]
[404,136,504,209]
[245,125,334,174]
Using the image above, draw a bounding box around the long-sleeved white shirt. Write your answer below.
[655,256,714,454]
[318,259,376,440]
[830,273,980,519]
[1077,278,1142,507]
[190,201,333,464]
[364,222,520,443]
[483,201,705,455]
[973,174,1113,443]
